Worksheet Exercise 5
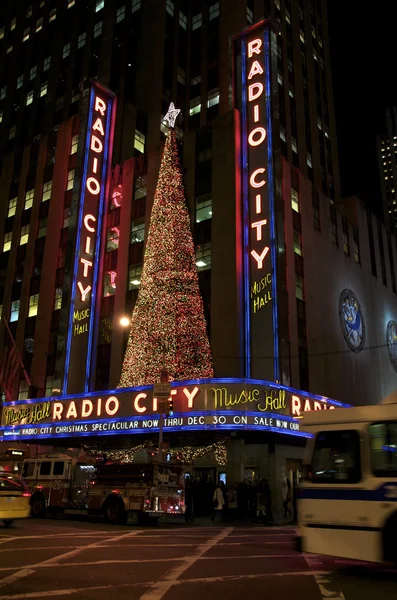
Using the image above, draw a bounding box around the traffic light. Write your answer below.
[166,396,174,416]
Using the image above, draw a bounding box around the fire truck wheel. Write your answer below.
[31,493,47,518]
[3,520,13,527]
[104,497,126,525]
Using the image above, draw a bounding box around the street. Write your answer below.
[0,520,394,599]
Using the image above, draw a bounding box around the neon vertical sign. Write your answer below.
[63,82,116,395]
[235,21,279,382]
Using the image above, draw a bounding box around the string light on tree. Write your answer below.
[118,106,213,387]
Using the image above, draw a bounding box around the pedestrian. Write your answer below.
[184,475,194,523]
[262,478,274,523]
[256,480,267,524]
[211,484,224,522]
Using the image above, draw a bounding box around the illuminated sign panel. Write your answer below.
[0,379,348,441]
[63,83,116,395]
[235,22,278,380]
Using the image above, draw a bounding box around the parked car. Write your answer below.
[0,469,30,527]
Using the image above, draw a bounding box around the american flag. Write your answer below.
[0,323,20,402]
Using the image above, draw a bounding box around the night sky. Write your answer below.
[328,2,397,218]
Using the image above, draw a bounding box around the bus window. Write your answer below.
[369,421,397,477]
[311,430,361,484]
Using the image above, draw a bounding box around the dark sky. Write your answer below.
[328,2,397,217]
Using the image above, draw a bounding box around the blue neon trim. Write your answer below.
[264,28,279,382]
[63,88,96,393]
[241,38,251,378]
[85,97,113,391]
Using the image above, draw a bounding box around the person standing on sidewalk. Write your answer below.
[263,478,274,523]
[211,484,225,522]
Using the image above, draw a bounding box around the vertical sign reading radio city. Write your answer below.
[63,83,116,394]
[236,21,279,381]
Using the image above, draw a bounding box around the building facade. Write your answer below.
[377,106,397,231]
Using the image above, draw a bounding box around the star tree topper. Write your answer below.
[163,102,181,128]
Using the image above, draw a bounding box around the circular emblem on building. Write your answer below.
[339,289,365,353]
[386,320,397,372]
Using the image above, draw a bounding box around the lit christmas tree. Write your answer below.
[118,108,214,387]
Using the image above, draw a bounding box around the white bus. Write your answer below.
[297,395,397,565]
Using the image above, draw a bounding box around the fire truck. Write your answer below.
[21,454,185,524]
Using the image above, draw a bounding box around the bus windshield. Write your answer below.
[310,429,361,484]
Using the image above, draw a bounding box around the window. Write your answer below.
[295,274,304,300]
[40,82,48,97]
[25,189,34,209]
[20,225,30,245]
[36,17,43,32]
[23,28,30,42]
[78,33,86,49]
[191,75,201,86]
[280,126,286,142]
[277,72,283,86]
[0,27,4,39]
[209,2,220,19]
[293,230,302,255]
[38,217,47,238]
[45,376,61,397]
[53,462,65,476]
[30,65,37,80]
[291,188,299,213]
[68,0,76,7]
[247,6,253,23]
[3,232,12,252]
[94,21,103,38]
[189,97,201,117]
[70,134,78,154]
[132,0,141,13]
[62,43,71,59]
[291,137,298,154]
[177,67,186,86]
[66,169,75,191]
[0,86,7,100]
[54,287,62,310]
[39,462,51,476]
[196,194,212,223]
[9,126,16,140]
[16,75,24,89]
[43,56,51,71]
[134,130,145,154]
[0,111,2,123]
[56,96,64,112]
[63,207,71,228]
[18,381,29,401]
[166,0,174,16]
[103,271,117,296]
[116,5,126,22]
[196,243,211,271]
[129,265,142,290]
[10,300,20,322]
[42,181,52,202]
[10,18,16,31]
[28,294,39,317]
[8,197,17,218]
[49,8,56,22]
[307,153,313,168]
[369,422,397,477]
[192,13,202,30]
[106,227,119,251]
[6,45,13,54]
[310,430,361,484]
[95,0,105,12]
[207,88,219,108]
[131,220,145,244]
[179,11,187,29]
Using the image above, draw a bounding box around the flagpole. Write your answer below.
[2,317,31,387]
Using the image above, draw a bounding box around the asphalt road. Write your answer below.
[0,519,394,599]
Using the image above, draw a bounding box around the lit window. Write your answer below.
[96,0,105,12]
[94,21,103,38]
[25,189,34,209]
[291,188,299,213]
[207,88,219,108]
[36,17,43,32]
[192,13,202,30]
[43,56,51,71]
[26,5,33,17]
[23,28,30,42]
[30,65,37,80]
[277,72,283,86]
[63,207,71,228]
[106,227,119,251]
[54,288,63,310]
[0,111,2,123]
[132,0,141,13]
[104,271,117,296]
[196,194,212,223]
[10,18,16,31]
[26,91,34,106]
[280,125,286,142]
[247,6,253,23]
[307,153,312,168]
[49,8,56,22]
[62,43,71,59]
[289,84,294,99]
[293,230,302,256]
[6,46,13,54]
[72,91,79,103]
[166,0,174,16]
[291,137,298,154]
[16,75,24,89]
[311,25,316,38]
[68,0,76,7]
[3,232,12,252]
[78,32,86,48]
[38,217,47,238]
[343,232,349,255]
[177,67,186,85]
[179,11,187,29]
[0,27,4,39]
[295,274,304,300]
[40,82,48,97]
[8,196,17,217]
[116,5,125,22]
[131,220,145,244]
[70,134,79,154]
[128,265,142,290]
[196,243,211,271]
[191,75,201,86]
[313,49,318,61]
[210,2,219,19]
[285,9,291,24]
[28,294,39,317]
[20,225,30,245]
[134,130,145,154]
[10,300,20,323]
[42,181,52,202]
[66,169,75,191]
[189,96,201,116]
[8,126,16,140]
[300,30,305,43]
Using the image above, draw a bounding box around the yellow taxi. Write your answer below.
[0,469,30,527]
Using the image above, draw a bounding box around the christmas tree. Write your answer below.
[118,112,214,387]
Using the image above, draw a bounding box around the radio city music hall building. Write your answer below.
[0,1,397,504]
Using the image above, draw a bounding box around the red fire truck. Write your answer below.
[21,454,185,524]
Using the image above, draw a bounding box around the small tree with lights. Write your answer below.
[119,104,214,387]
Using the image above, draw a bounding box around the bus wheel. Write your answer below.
[31,493,46,518]
[104,497,125,525]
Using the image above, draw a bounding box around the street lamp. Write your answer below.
[120,317,130,327]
